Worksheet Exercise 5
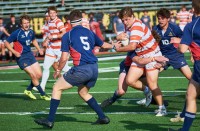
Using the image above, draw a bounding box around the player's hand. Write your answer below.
[42,38,49,47]
[154,63,163,69]
[14,51,21,58]
[170,37,181,44]
[116,32,128,41]
[39,49,44,56]
[154,56,169,63]
[53,70,61,79]
[112,41,121,51]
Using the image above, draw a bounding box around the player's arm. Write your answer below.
[3,28,10,36]
[178,44,189,53]
[133,56,169,65]
[115,42,137,52]
[4,40,20,57]
[32,39,43,55]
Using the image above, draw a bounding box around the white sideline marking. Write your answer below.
[0,76,187,83]
[0,90,186,95]
[1,111,199,115]
[46,107,74,110]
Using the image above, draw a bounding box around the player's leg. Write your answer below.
[1,41,6,61]
[179,65,192,80]
[101,72,128,108]
[146,70,166,116]
[78,85,109,124]
[34,76,73,128]
[41,54,56,90]
[180,79,200,131]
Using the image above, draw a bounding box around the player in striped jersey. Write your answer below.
[40,6,70,91]
[177,5,190,31]
[114,7,167,116]
[169,0,200,130]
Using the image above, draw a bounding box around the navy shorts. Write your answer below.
[16,52,37,70]
[192,60,200,83]
[119,60,130,74]
[63,63,98,88]
[164,53,188,70]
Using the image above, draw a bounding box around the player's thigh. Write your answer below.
[53,76,73,91]
[118,72,128,92]
[179,65,192,80]
[126,66,144,83]
[31,62,42,77]
[43,55,56,69]
[187,79,200,99]
[146,69,159,85]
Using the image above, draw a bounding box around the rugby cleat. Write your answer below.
[24,90,36,100]
[170,112,184,122]
[92,116,110,125]
[100,98,114,108]
[155,108,167,117]
[34,118,54,128]
[40,94,51,101]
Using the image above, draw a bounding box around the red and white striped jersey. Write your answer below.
[47,17,65,47]
[128,19,160,57]
[177,11,190,26]
[41,22,49,40]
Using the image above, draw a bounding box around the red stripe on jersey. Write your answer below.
[136,35,154,48]
[189,42,200,60]
[70,46,81,66]
[137,42,158,56]
[13,41,23,54]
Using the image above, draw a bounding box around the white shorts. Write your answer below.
[45,47,61,62]
[131,47,162,70]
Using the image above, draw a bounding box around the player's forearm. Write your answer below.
[32,40,41,51]
[5,41,16,54]
[57,52,69,71]
[115,43,136,52]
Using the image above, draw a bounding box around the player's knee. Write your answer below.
[78,90,88,98]
[126,78,136,87]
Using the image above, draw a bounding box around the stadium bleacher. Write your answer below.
[0,0,192,18]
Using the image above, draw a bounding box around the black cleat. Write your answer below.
[168,128,182,131]
[34,118,54,128]
[164,100,169,107]
[100,98,113,108]
[92,116,110,125]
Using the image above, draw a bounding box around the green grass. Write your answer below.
[0,53,200,131]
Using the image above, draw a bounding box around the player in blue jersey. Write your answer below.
[136,8,192,111]
[34,10,119,128]
[4,15,51,101]
[169,0,200,130]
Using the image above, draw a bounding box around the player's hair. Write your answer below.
[48,6,57,13]
[192,0,200,15]
[156,8,171,19]
[19,15,31,24]
[151,30,161,43]
[69,10,82,24]
[0,17,2,20]
[119,7,134,19]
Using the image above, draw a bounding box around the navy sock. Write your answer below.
[182,111,195,131]
[111,91,121,103]
[180,101,186,118]
[48,98,60,122]
[86,97,106,119]
[35,84,45,96]
[26,81,34,91]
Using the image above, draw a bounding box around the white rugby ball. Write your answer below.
[121,38,129,46]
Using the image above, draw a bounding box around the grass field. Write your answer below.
[0,53,200,131]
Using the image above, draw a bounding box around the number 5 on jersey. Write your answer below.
[80,36,90,50]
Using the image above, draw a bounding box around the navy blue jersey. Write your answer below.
[6,28,35,54]
[181,16,200,61]
[153,23,183,55]
[61,25,103,66]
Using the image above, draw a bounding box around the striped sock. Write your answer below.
[182,111,195,131]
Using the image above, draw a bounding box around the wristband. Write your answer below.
[112,45,116,50]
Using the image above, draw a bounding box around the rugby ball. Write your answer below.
[121,38,129,46]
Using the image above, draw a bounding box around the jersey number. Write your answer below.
[80,36,90,50]
[162,40,170,45]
